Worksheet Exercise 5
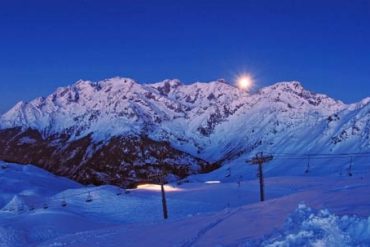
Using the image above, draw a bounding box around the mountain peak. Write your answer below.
[215,78,228,84]
[150,78,181,89]
[149,79,182,96]
[264,81,304,93]
[74,79,92,86]
[258,81,307,100]
[98,77,136,88]
[256,81,345,113]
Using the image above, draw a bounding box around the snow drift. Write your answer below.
[251,204,370,247]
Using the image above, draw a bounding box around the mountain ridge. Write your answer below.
[1,77,369,186]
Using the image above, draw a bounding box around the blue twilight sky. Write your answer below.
[0,0,370,113]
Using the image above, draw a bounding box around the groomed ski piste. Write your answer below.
[1,160,370,247]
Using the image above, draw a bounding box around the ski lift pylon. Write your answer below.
[347,156,353,177]
[304,156,310,174]
[86,192,93,203]
[61,198,67,207]
[116,188,123,196]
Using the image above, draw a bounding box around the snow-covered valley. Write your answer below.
[1,161,369,246]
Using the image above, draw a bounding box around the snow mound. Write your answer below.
[249,203,370,247]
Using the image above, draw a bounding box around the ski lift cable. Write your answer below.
[267,152,370,157]
[1,186,126,212]
[264,153,370,160]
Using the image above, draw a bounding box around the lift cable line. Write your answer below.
[247,152,273,202]
[1,185,127,213]
[245,151,370,201]
[262,153,370,162]
[267,152,370,158]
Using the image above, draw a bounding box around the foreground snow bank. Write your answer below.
[244,204,370,247]
[2,162,370,246]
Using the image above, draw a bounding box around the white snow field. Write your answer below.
[1,161,370,247]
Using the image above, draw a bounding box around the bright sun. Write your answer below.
[237,75,253,90]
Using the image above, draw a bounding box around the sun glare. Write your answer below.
[237,75,253,90]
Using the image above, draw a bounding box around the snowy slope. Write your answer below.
[1,161,370,246]
[1,78,370,186]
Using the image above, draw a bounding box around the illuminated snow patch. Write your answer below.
[136,184,182,192]
[204,181,221,184]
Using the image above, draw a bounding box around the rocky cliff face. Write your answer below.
[1,77,370,186]
[0,128,213,187]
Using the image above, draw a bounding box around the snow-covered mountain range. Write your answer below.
[1,77,370,186]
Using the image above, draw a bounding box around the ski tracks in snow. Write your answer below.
[181,208,241,247]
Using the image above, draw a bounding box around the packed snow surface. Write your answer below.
[1,161,369,246]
